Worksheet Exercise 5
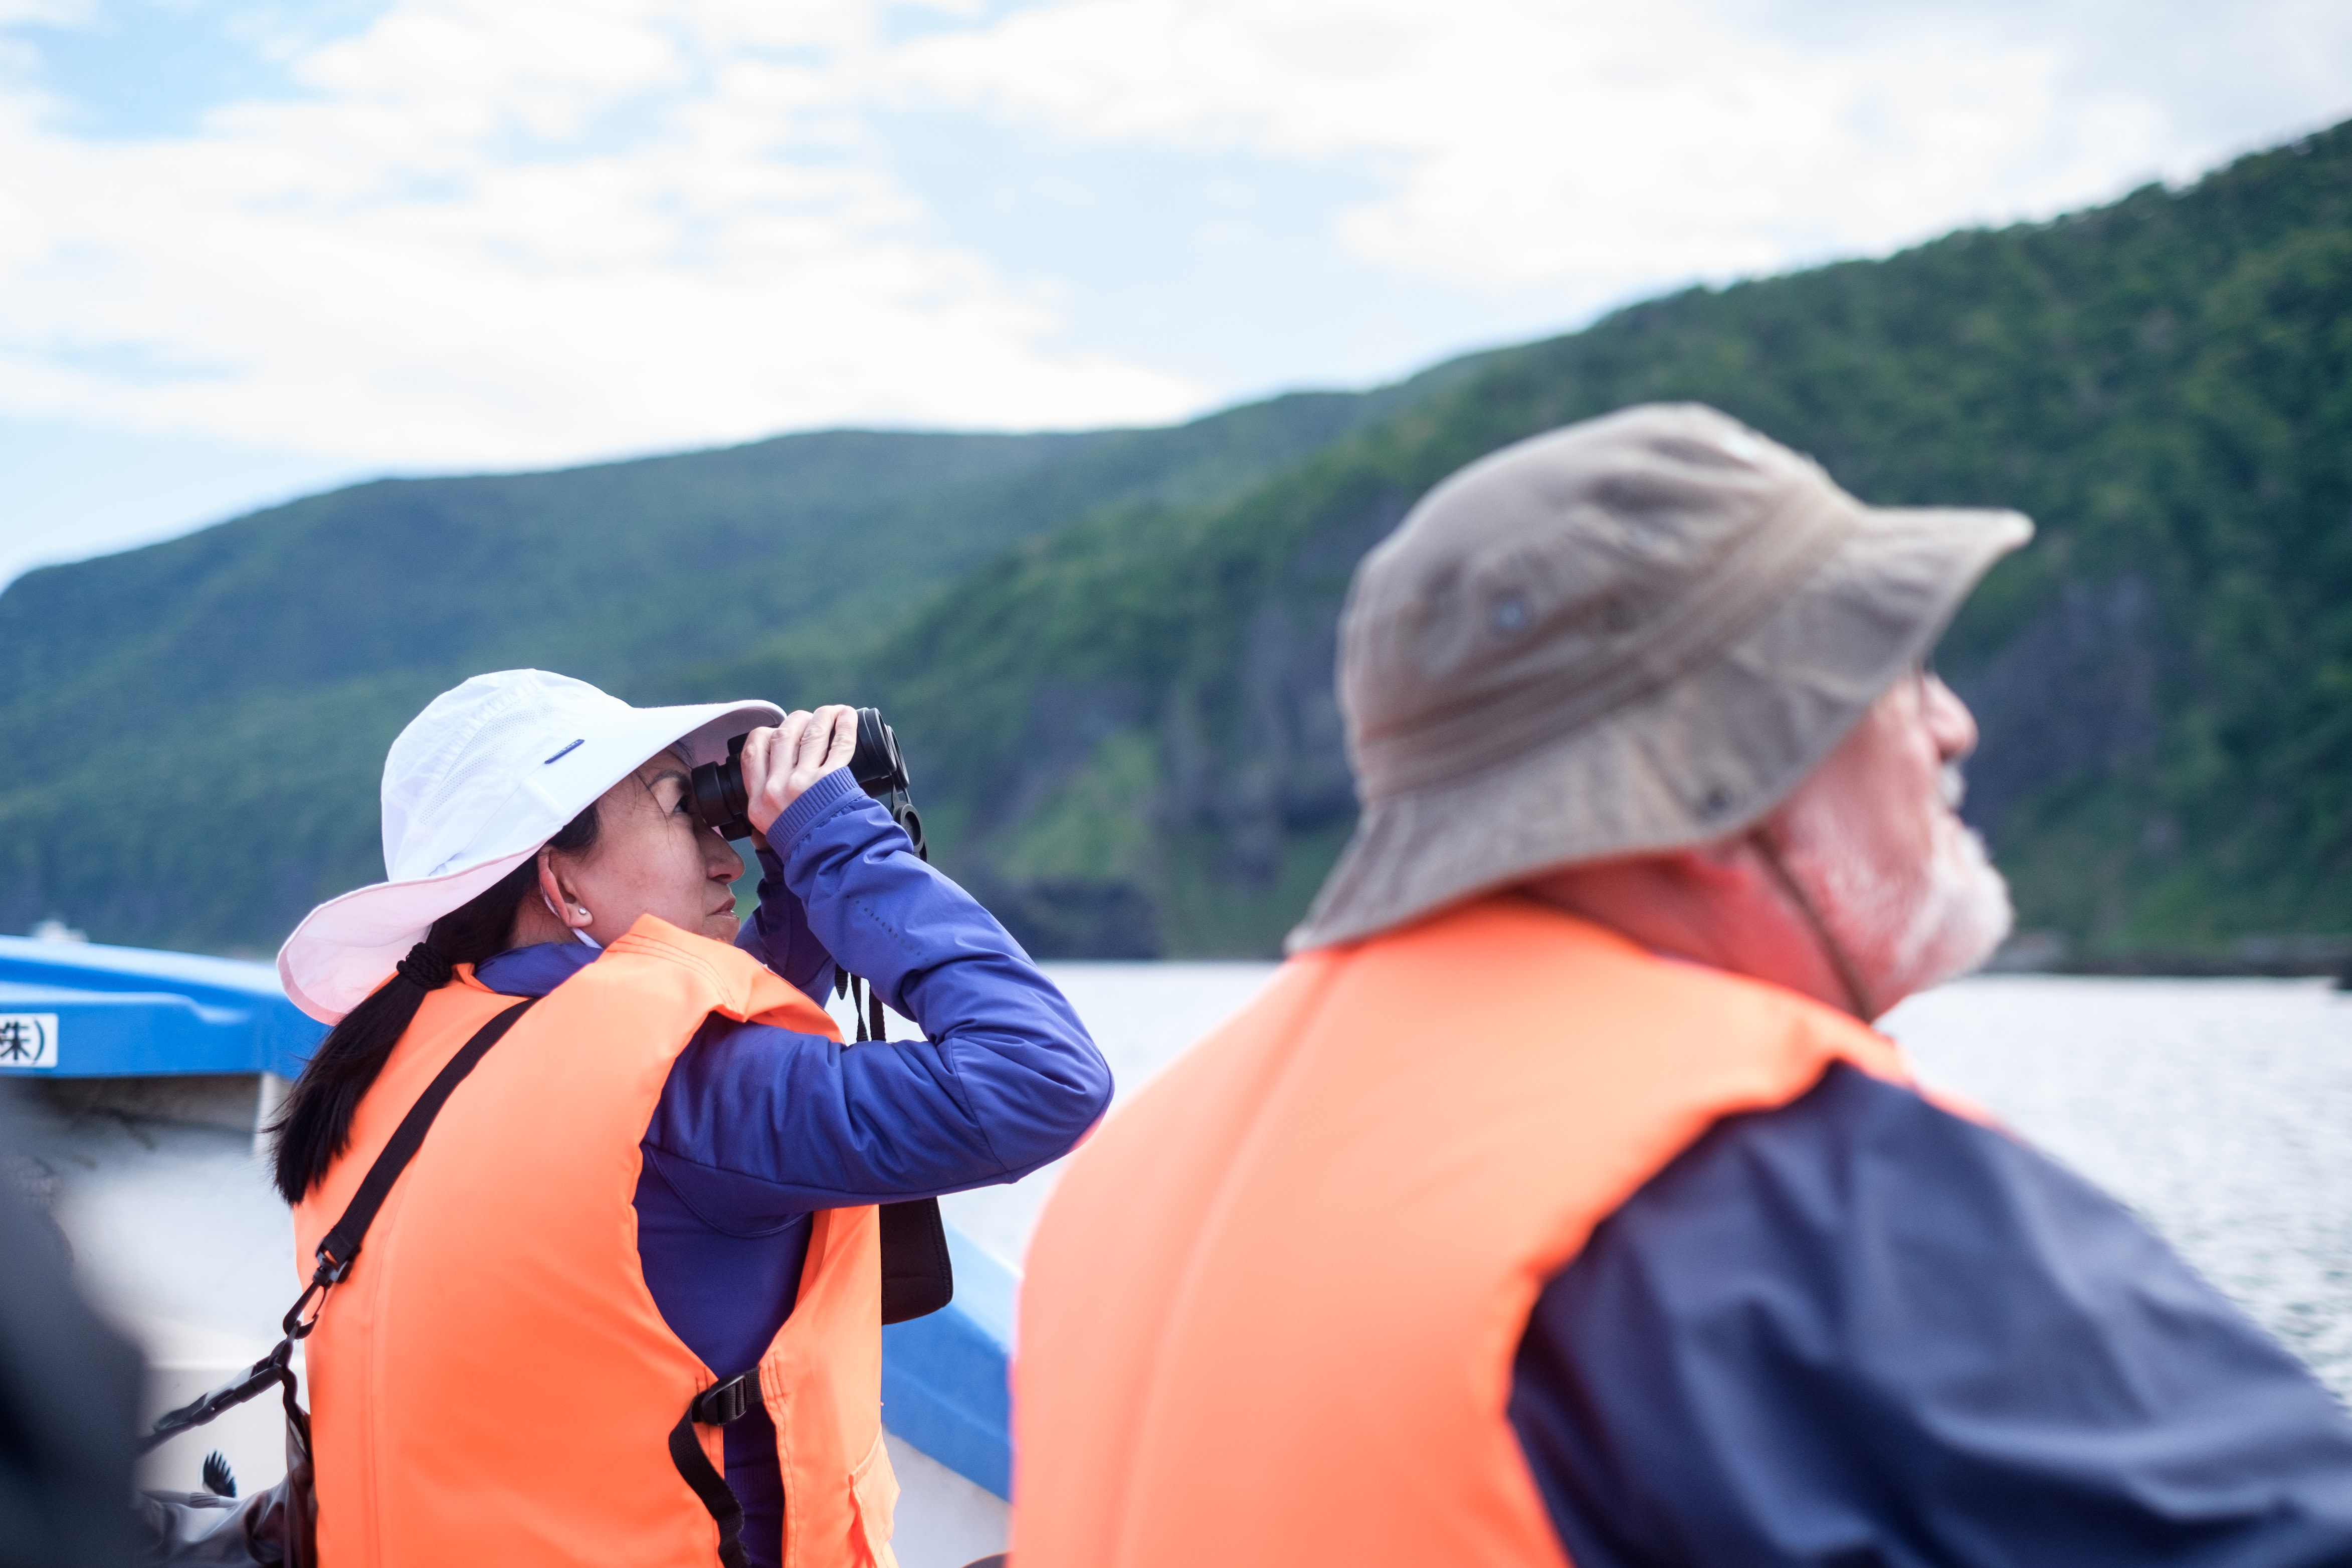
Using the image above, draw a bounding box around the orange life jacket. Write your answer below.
[1011,894,1909,1568]
[292,916,900,1568]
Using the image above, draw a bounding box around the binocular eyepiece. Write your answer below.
[689,708,925,861]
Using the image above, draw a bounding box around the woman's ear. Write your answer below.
[537,852,587,928]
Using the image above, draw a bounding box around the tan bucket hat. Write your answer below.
[1288,403,2032,953]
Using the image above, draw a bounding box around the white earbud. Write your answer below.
[543,889,601,949]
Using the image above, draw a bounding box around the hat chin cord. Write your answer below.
[1747,827,1875,1022]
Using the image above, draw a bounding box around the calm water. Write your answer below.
[1888,976,2352,1395]
[943,966,2352,1397]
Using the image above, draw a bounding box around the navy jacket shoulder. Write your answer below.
[1509,1059,2352,1568]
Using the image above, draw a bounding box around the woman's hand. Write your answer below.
[741,706,860,837]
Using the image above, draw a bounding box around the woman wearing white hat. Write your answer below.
[269,669,1108,1568]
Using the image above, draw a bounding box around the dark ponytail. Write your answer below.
[269,804,601,1204]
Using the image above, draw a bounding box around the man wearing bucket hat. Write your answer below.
[1012,405,2352,1566]
[270,670,1108,1568]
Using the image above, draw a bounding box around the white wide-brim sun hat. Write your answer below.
[278,669,783,1023]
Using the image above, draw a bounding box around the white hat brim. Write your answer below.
[278,695,782,1023]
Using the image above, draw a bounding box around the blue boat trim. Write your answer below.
[882,1228,1017,1497]
[0,936,325,1080]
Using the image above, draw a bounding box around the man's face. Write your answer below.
[1769,669,2013,1014]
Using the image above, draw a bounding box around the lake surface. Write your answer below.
[939,966,2352,1398]
[1888,975,2352,1395]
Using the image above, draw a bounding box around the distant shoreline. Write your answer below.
[1987,933,2352,983]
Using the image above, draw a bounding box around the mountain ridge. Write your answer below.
[2,124,2345,960]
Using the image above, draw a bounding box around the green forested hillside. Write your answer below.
[2,124,2345,960]
[0,385,1449,949]
[861,123,2352,959]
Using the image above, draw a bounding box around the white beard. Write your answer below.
[1779,764,2015,1016]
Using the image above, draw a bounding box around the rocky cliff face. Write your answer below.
[1952,574,2165,843]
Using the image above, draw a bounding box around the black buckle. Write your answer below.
[140,1340,295,1455]
[282,1280,328,1341]
[283,1244,350,1340]
[691,1374,754,1426]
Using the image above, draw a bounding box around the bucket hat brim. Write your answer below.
[1287,504,2031,953]
[279,696,781,1023]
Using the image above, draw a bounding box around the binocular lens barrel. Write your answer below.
[689,707,924,860]
[689,735,755,839]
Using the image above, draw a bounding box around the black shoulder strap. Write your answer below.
[143,997,538,1456]
[308,997,538,1287]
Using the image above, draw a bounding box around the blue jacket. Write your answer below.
[473,766,1109,1566]
[1511,1061,2352,1565]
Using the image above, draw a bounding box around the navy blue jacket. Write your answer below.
[1511,1061,2352,1565]
[473,765,1109,1566]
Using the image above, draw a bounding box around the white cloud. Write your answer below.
[1,0,2345,475]
[890,0,2351,304]
[0,0,1205,467]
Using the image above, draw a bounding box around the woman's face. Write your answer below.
[545,749,745,946]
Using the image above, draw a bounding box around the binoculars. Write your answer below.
[689,707,926,861]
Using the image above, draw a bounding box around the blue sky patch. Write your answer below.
[8,0,384,139]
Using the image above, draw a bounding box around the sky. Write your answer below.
[1,0,2347,587]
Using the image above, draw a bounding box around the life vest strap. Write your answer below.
[670,1373,757,1568]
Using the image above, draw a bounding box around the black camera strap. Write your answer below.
[829,966,955,1324]
[140,998,538,1455]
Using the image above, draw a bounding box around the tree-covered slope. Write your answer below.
[2,123,2344,961]
[861,123,2352,960]
[0,382,1449,949]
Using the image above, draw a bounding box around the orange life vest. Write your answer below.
[292,916,900,1568]
[1012,894,1909,1567]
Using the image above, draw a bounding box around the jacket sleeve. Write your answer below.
[646,766,1112,1220]
[1507,1061,2352,1568]
[735,828,834,1006]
